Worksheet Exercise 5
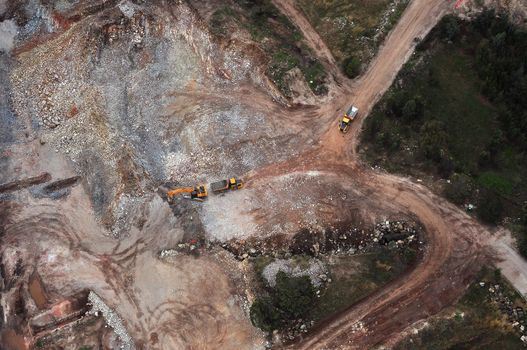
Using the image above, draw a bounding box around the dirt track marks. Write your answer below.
[271,0,337,70]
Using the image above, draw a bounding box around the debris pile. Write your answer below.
[485,282,527,344]
[221,220,421,261]
[159,238,204,258]
[374,220,417,245]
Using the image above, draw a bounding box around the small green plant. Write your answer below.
[343,56,361,79]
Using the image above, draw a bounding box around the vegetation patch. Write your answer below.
[249,244,418,336]
[208,0,328,97]
[312,246,417,321]
[394,268,527,349]
[250,270,317,332]
[361,12,527,250]
[297,0,410,77]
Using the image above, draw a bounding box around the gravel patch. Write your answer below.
[262,258,327,287]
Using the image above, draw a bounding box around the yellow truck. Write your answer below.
[338,105,359,133]
[210,177,243,194]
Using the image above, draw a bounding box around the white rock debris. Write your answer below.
[262,258,327,287]
[87,291,135,350]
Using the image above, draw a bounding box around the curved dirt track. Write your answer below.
[257,0,492,348]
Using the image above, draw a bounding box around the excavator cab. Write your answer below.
[191,186,208,199]
[166,185,208,202]
[228,177,243,190]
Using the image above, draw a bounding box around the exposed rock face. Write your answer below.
[6,0,311,236]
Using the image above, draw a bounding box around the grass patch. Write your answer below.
[361,12,527,241]
[478,172,513,196]
[394,267,526,349]
[208,0,328,97]
[297,0,410,75]
[314,246,417,321]
[249,245,418,332]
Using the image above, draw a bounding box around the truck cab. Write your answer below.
[228,177,243,190]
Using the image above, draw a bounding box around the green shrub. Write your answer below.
[419,120,448,162]
[274,271,316,319]
[250,297,281,331]
[477,189,504,224]
[343,56,361,79]
[444,173,474,205]
[478,172,513,196]
[250,271,316,331]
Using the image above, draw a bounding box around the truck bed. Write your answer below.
[210,180,229,192]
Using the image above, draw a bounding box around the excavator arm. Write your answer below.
[166,186,208,201]
[166,187,195,199]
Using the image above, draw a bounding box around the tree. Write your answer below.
[440,15,460,42]
[343,56,361,79]
[477,189,503,224]
[419,120,448,162]
[444,173,474,205]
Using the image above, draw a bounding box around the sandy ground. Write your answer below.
[1,0,526,349]
[489,229,527,298]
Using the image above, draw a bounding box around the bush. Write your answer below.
[274,271,316,319]
[440,15,461,42]
[478,172,513,196]
[419,120,448,162]
[477,189,504,224]
[402,96,424,121]
[250,271,316,331]
[444,173,474,205]
[250,297,281,331]
[343,56,361,78]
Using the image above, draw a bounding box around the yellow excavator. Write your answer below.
[166,185,208,202]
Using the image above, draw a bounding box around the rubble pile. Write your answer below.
[374,220,418,245]
[221,220,421,261]
[159,238,205,258]
[485,282,527,344]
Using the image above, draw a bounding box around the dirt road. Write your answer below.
[490,229,527,298]
[266,0,494,348]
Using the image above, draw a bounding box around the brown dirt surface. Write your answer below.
[0,0,518,349]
